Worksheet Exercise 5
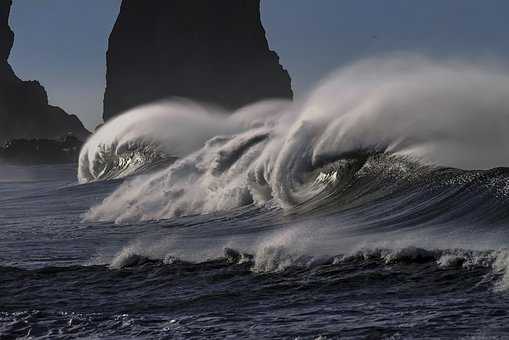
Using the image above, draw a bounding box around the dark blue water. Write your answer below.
[2,162,509,339]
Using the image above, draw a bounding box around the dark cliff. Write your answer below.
[103,0,293,121]
[0,0,89,144]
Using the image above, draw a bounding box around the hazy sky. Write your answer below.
[9,0,509,130]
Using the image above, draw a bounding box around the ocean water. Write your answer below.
[3,57,509,339]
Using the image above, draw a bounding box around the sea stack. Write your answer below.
[0,0,89,144]
[103,0,293,121]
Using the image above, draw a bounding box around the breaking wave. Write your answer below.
[78,99,287,183]
[80,56,509,223]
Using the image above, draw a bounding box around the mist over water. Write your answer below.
[79,56,509,222]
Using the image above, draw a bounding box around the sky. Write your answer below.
[9,0,509,130]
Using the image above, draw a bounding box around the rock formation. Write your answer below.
[0,0,89,144]
[103,0,293,121]
[0,135,83,164]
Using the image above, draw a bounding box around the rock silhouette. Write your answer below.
[103,0,293,121]
[0,135,83,164]
[0,0,89,144]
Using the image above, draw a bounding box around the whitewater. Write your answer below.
[3,56,509,338]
